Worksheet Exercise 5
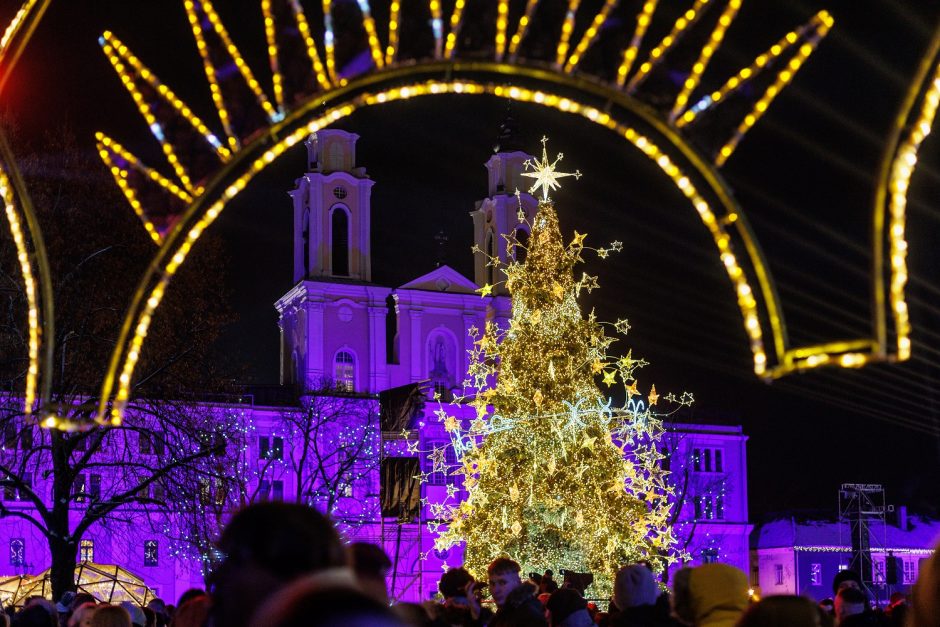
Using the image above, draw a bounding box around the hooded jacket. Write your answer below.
[683,564,749,627]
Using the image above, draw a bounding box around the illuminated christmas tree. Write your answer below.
[430,138,686,598]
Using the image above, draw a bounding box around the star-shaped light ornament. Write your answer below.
[476,284,493,297]
[521,136,582,202]
[648,384,659,406]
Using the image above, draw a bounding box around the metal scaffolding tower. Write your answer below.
[838,483,888,594]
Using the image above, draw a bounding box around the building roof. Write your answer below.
[752,516,940,552]
[398,265,479,294]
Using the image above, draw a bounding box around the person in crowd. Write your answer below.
[545,588,591,627]
[116,604,144,627]
[350,542,393,605]
[392,602,435,627]
[832,571,862,597]
[144,600,167,627]
[67,603,96,627]
[12,604,57,627]
[486,558,547,627]
[432,567,492,627]
[88,606,131,627]
[540,571,559,595]
[170,597,209,627]
[907,546,940,627]
[907,540,939,627]
[609,563,675,627]
[671,564,748,627]
[734,595,832,627]
[173,592,203,614]
[819,599,835,618]
[248,578,404,627]
[833,587,879,626]
[206,502,348,627]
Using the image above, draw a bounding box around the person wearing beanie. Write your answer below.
[671,564,748,627]
[610,565,675,627]
[546,589,591,627]
[832,570,862,597]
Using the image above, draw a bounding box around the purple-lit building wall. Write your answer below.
[751,515,940,603]
[0,129,751,604]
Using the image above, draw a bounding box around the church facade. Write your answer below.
[0,129,751,605]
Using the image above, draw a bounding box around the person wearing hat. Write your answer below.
[610,564,674,626]
[546,589,591,627]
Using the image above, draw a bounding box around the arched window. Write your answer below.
[331,207,349,276]
[334,351,355,391]
[514,228,529,263]
[301,208,311,277]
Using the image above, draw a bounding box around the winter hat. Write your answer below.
[613,564,659,609]
[120,601,147,627]
[832,569,862,595]
[547,588,587,623]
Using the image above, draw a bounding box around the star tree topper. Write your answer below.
[521,136,582,202]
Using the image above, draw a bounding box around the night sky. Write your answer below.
[4,1,940,520]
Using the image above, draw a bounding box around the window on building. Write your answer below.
[260,436,284,460]
[716,494,725,520]
[152,433,165,456]
[20,426,32,450]
[428,336,452,401]
[693,496,703,519]
[810,563,822,586]
[774,564,784,586]
[89,474,101,499]
[144,540,159,567]
[903,559,916,584]
[151,481,166,503]
[199,478,212,505]
[331,208,349,276]
[874,559,885,584]
[75,474,87,503]
[701,548,719,563]
[198,431,226,457]
[445,447,460,488]
[139,432,152,454]
[272,480,284,501]
[335,351,355,392]
[2,422,17,450]
[17,472,31,501]
[9,539,24,567]
[428,442,446,486]
[80,539,94,563]
[704,495,714,520]
[693,448,724,473]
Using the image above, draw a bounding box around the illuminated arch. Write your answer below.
[1,1,938,427]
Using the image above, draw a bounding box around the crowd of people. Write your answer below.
[1,502,937,627]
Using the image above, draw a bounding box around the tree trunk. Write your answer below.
[49,532,78,602]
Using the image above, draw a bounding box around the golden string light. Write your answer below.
[555,0,582,68]
[69,1,931,425]
[563,0,619,74]
[427,157,684,595]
